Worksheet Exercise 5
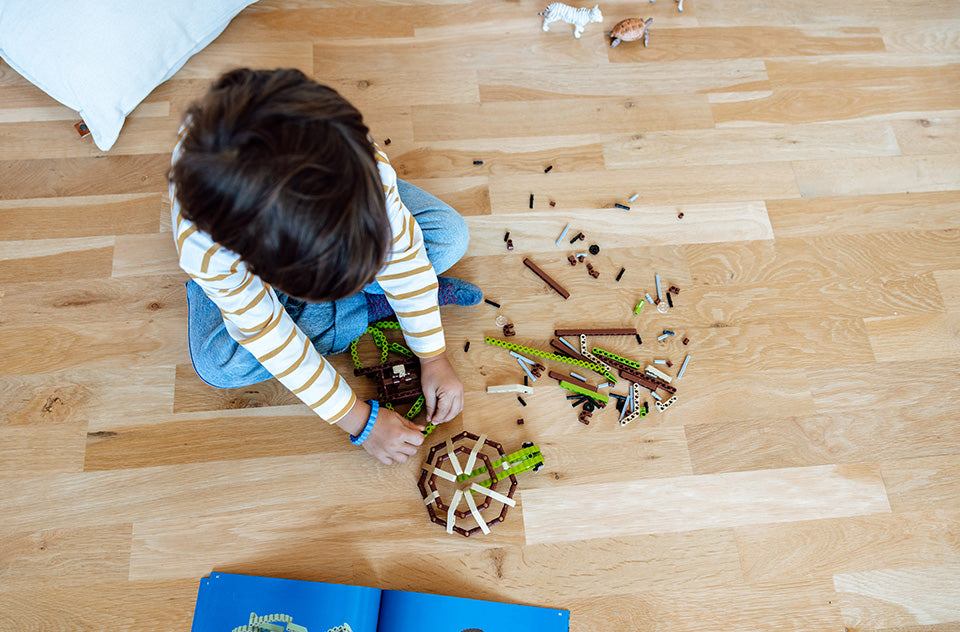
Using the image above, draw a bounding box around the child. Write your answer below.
[168,68,482,465]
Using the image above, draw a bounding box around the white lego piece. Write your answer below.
[486,384,534,394]
[645,364,673,383]
[470,483,517,507]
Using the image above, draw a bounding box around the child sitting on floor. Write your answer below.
[168,68,481,465]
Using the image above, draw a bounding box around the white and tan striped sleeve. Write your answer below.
[174,214,357,424]
[372,147,446,358]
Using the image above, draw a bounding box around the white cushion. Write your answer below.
[0,0,258,151]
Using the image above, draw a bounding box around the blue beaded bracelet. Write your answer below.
[350,400,379,446]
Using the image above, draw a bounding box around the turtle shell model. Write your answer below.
[608,17,653,47]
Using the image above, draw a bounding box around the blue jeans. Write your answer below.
[186,179,469,388]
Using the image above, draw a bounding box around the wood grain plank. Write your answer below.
[686,412,960,474]
[128,498,525,582]
[0,367,175,430]
[882,455,960,513]
[934,270,960,311]
[479,60,769,98]
[0,154,171,201]
[863,312,960,362]
[82,410,343,471]
[892,117,960,155]
[0,274,187,328]
[0,524,132,585]
[736,511,960,584]
[0,194,162,241]
[684,230,960,285]
[667,369,815,426]
[0,421,87,476]
[0,452,429,534]
[173,364,300,413]
[0,580,197,630]
[0,319,188,376]
[488,163,797,211]
[604,121,900,169]
[413,95,715,142]
[467,201,774,254]
[694,0,952,25]
[792,155,960,198]
[713,60,960,126]
[834,565,960,628]
[111,233,181,277]
[389,142,605,179]
[881,20,960,54]
[807,359,960,419]
[0,237,114,283]
[521,463,891,545]
[607,26,884,62]
[563,578,842,632]
[766,191,960,238]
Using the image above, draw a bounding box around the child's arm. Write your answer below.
[335,399,425,465]
[370,146,465,425]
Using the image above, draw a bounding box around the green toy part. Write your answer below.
[484,337,617,382]
[456,444,544,488]
[591,346,645,371]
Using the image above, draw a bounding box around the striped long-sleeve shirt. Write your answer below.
[170,144,445,423]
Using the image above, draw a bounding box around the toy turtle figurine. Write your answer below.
[608,17,653,47]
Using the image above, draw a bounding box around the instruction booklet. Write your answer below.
[191,572,570,632]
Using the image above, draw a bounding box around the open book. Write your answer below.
[191,572,570,632]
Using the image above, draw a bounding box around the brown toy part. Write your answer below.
[682,337,690,345]
[666,360,673,368]
[554,328,635,337]
[609,17,653,47]
[568,255,578,266]
[578,410,592,425]
[549,339,591,362]
[549,200,557,207]
[74,121,90,137]
[517,418,524,425]
[523,258,570,299]
[503,323,516,337]
[669,285,680,295]
[588,269,600,279]
[354,358,422,404]
[506,239,514,251]
[419,431,521,537]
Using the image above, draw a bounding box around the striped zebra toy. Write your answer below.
[538,3,603,38]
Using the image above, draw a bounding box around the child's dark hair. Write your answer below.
[170,68,389,301]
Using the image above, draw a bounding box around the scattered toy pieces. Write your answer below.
[523,257,571,299]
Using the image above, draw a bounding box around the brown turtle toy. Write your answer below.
[608,17,653,47]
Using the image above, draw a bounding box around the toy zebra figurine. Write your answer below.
[538,3,603,38]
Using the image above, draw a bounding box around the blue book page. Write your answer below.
[190,577,213,632]
[376,589,570,632]
[192,572,382,632]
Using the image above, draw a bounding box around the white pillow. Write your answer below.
[0,0,258,151]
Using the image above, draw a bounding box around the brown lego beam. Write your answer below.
[554,328,636,336]
[549,339,590,362]
[523,258,570,299]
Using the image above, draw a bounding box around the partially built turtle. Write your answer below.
[607,17,653,47]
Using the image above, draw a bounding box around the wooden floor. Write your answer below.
[2,0,960,630]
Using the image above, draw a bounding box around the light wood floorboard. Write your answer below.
[1,0,958,629]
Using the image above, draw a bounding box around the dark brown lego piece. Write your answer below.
[523,258,570,299]
[554,328,635,337]
[549,339,590,362]
[669,285,680,295]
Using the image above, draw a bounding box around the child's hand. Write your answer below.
[361,406,425,465]
[336,400,424,465]
[419,352,464,425]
